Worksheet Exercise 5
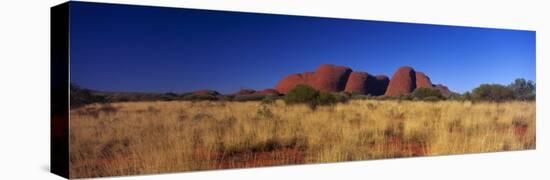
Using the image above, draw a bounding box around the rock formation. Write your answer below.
[372,75,390,96]
[273,64,449,96]
[303,72,315,83]
[385,66,416,96]
[344,72,378,95]
[434,84,452,97]
[192,89,220,96]
[415,71,433,89]
[311,64,352,92]
[256,89,280,96]
[233,89,256,96]
[344,71,370,94]
[275,73,307,94]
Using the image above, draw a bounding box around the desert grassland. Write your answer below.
[69,100,535,178]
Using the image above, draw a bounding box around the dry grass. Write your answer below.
[69,100,535,178]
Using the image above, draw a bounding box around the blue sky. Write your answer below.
[69,2,535,93]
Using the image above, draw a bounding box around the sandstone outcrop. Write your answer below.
[415,71,433,89]
[344,72,369,94]
[233,89,256,96]
[434,84,452,97]
[385,66,416,96]
[311,64,352,92]
[274,64,448,96]
[192,89,220,96]
[257,89,280,96]
[275,73,307,94]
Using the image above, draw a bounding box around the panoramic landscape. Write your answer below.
[66,2,535,178]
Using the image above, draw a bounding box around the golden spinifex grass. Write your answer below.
[69,100,535,178]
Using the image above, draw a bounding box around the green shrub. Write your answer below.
[261,95,277,105]
[179,92,193,98]
[508,78,536,101]
[218,95,234,101]
[375,95,391,101]
[396,94,414,101]
[411,87,444,101]
[333,92,350,103]
[161,92,179,101]
[70,83,106,108]
[350,93,374,100]
[318,92,337,106]
[283,85,351,108]
[284,85,320,108]
[446,93,462,101]
[463,92,472,101]
[472,84,514,102]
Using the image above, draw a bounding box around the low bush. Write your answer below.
[350,93,374,100]
[471,84,514,102]
[261,95,277,105]
[284,85,319,108]
[411,87,444,101]
[332,92,350,104]
[284,85,350,108]
[508,78,536,101]
[70,83,106,108]
[317,92,337,105]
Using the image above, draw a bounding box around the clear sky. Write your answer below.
[69,2,535,94]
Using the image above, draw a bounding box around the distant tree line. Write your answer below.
[69,83,282,108]
[465,78,535,102]
[70,83,106,108]
[69,78,535,108]
[386,78,535,102]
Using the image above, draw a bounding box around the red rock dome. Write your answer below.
[415,71,433,89]
[385,66,416,96]
[311,64,352,92]
[275,73,307,94]
[302,72,315,85]
[274,65,447,97]
[344,71,372,94]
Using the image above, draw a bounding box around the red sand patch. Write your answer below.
[513,124,528,137]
